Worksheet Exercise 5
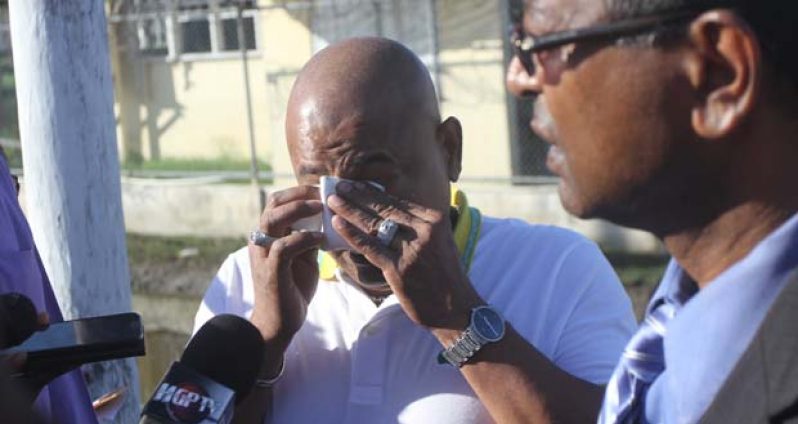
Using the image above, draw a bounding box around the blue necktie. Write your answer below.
[599,300,677,423]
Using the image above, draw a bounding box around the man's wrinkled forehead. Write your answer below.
[524,0,607,32]
[290,95,386,146]
[287,95,398,169]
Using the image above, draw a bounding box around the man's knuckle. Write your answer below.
[295,201,309,214]
[367,217,383,234]
[262,212,277,231]
[373,202,394,216]
[299,201,318,215]
[416,226,433,243]
[271,240,287,256]
[428,210,445,223]
[266,193,280,208]
[353,231,369,245]
[299,232,316,244]
[283,201,300,216]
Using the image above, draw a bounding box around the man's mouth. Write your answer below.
[340,251,389,288]
[529,97,559,146]
[529,98,565,176]
[546,144,566,176]
[530,117,557,146]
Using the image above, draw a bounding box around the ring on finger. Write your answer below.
[250,230,279,248]
[376,219,400,247]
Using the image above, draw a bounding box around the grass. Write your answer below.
[126,233,669,288]
[126,233,246,265]
[602,250,669,318]
[0,145,22,169]
[125,235,668,319]
[121,157,272,173]
[603,250,669,288]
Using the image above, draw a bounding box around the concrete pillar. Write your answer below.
[8,1,140,422]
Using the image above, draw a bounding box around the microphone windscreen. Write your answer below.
[180,314,264,403]
[0,293,38,348]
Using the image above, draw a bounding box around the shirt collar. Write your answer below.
[647,260,698,315]
[648,212,798,422]
[652,213,798,310]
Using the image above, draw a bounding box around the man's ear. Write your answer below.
[685,10,761,139]
[437,117,463,182]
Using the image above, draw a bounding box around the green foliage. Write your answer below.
[602,250,668,288]
[122,156,272,173]
[1,144,21,169]
[0,55,16,136]
[0,52,20,169]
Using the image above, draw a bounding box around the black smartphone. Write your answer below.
[1,312,145,373]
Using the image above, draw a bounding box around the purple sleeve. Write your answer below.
[0,155,98,423]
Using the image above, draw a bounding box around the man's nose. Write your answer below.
[506,56,541,98]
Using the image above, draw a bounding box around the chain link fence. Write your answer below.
[506,0,551,179]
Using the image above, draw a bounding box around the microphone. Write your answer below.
[140,314,265,423]
[0,293,38,348]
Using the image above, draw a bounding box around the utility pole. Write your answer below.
[237,0,265,211]
[8,1,140,422]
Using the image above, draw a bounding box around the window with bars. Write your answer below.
[117,0,258,60]
[137,16,170,56]
[221,15,255,51]
[311,0,438,90]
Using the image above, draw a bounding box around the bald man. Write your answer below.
[194,37,635,423]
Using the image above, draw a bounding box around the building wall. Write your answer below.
[146,58,270,159]
[113,0,514,181]
[437,0,511,180]
[113,0,314,165]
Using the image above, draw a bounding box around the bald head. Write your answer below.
[287,37,440,141]
[284,35,462,192]
[284,37,463,287]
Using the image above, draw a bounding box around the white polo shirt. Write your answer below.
[194,216,636,423]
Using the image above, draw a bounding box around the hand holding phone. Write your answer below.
[0,293,41,349]
[1,312,145,376]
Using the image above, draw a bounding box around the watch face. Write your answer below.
[472,306,505,342]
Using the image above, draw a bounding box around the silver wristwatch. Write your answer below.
[438,305,506,367]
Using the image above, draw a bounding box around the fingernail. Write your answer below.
[337,181,352,193]
[327,195,344,207]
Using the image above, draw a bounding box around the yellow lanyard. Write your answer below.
[318,188,482,280]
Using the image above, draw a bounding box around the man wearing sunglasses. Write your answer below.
[508,0,798,422]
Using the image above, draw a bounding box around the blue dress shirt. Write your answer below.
[637,213,798,423]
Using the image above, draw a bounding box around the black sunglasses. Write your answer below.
[510,9,705,76]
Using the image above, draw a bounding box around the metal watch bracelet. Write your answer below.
[254,357,285,388]
[438,329,483,368]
